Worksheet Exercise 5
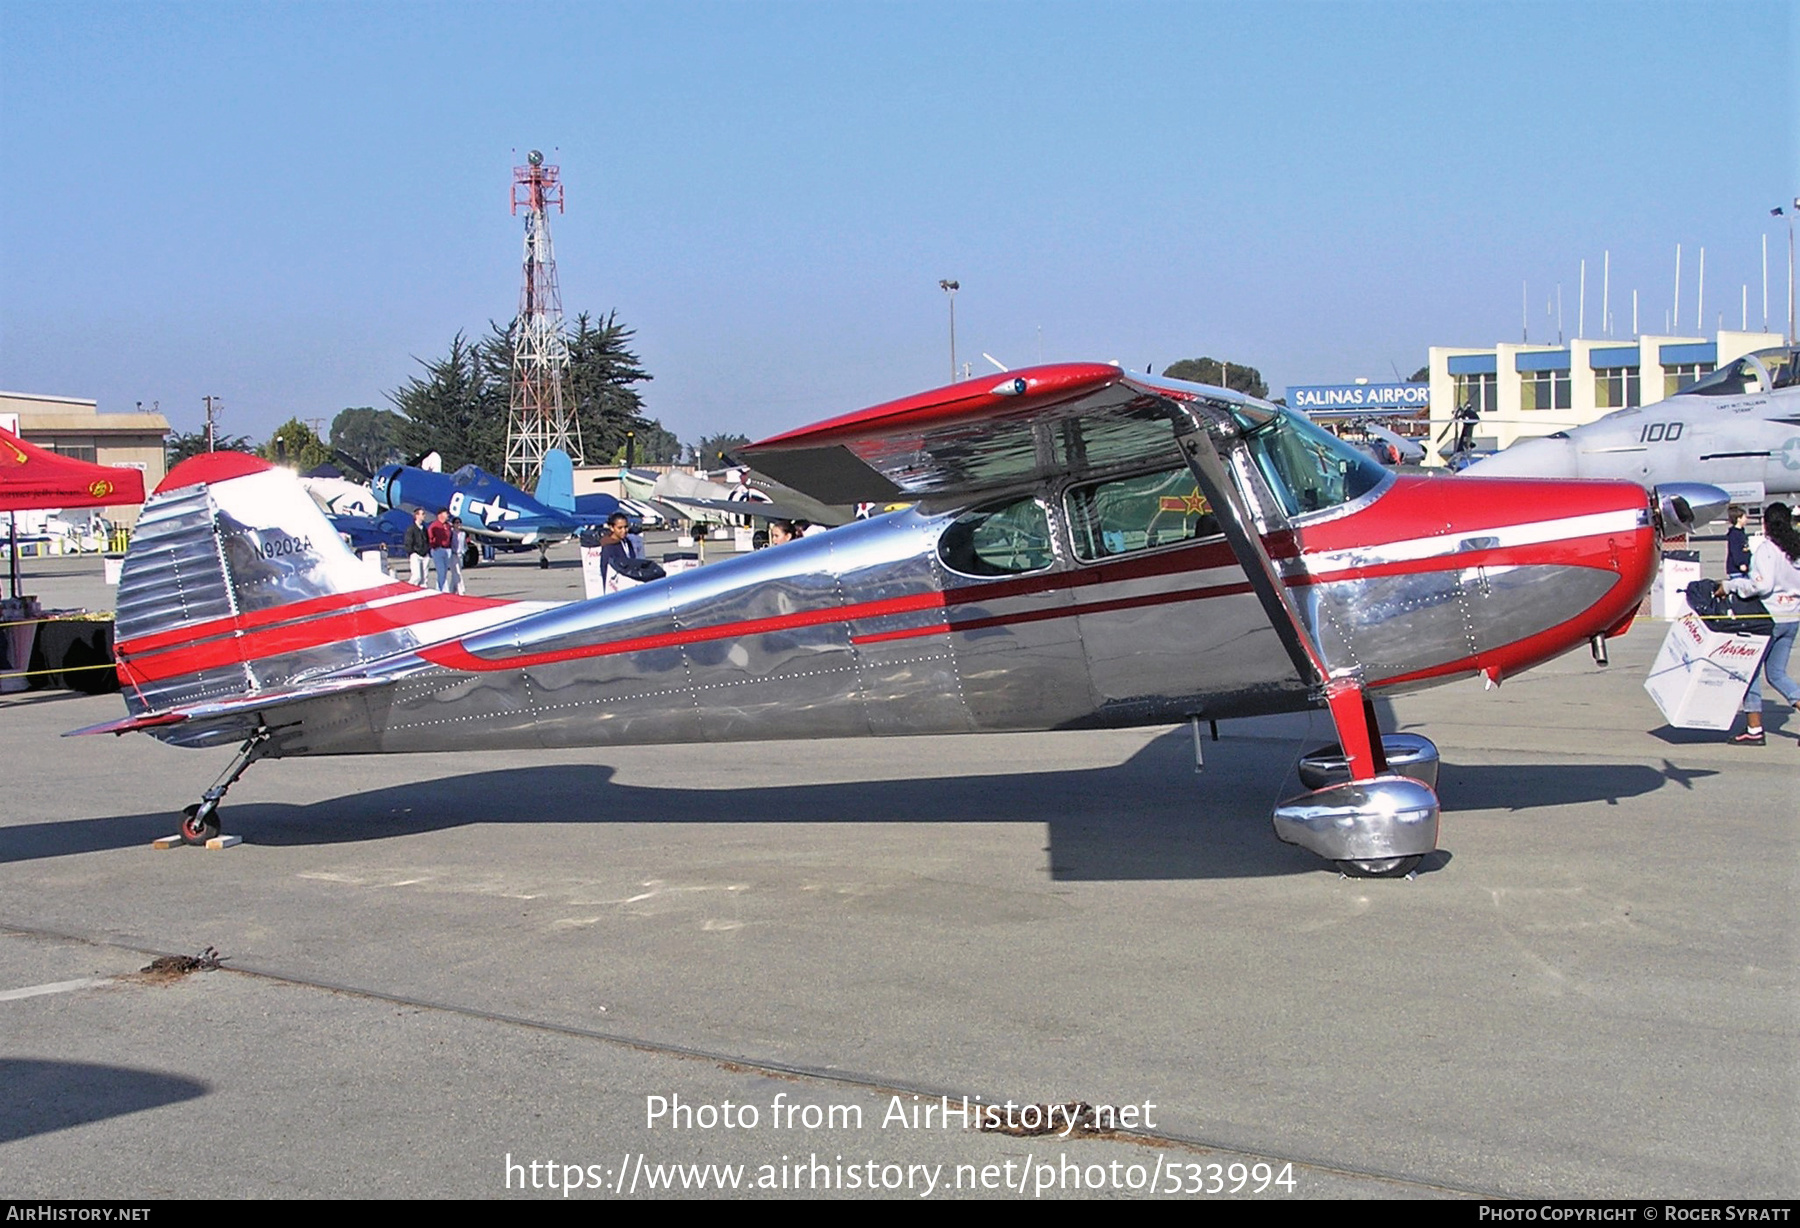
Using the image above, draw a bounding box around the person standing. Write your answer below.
[427,509,454,592]
[1725,505,1751,578]
[1724,501,1800,745]
[598,512,637,591]
[447,516,468,595]
[404,508,431,587]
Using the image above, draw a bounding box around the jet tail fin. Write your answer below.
[534,448,576,513]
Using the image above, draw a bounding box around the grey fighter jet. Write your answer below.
[1462,346,1800,505]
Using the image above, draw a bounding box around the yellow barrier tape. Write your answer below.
[1,662,118,679]
[0,613,115,629]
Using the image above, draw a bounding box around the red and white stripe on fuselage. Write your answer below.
[1297,474,1657,685]
[406,475,1654,688]
[114,583,544,690]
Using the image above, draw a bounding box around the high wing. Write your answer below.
[742,362,1397,786]
[740,364,1180,503]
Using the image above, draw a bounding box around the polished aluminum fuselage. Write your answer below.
[205,469,1652,761]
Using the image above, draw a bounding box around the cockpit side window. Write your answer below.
[937,495,1056,577]
[1064,466,1221,562]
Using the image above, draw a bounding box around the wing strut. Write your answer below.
[1169,411,1385,782]
[1166,402,1435,872]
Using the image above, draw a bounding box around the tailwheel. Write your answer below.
[1337,855,1421,879]
[179,802,221,846]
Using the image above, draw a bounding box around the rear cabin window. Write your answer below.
[1065,466,1221,562]
[936,496,1056,577]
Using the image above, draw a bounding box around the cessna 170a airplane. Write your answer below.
[1463,345,1800,499]
[76,363,1692,876]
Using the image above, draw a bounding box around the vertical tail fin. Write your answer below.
[114,454,434,715]
[533,448,575,513]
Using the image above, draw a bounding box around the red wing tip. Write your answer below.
[749,362,1124,451]
[156,451,275,494]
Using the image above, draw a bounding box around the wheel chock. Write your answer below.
[151,833,243,850]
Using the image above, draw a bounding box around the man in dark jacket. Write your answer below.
[403,508,431,587]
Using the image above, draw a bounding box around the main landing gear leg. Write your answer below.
[538,543,551,569]
[1272,677,1441,878]
[178,726,272,846]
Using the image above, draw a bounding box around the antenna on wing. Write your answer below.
[982,353,1009,372]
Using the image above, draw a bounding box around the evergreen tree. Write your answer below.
[329,406,406,474]
[630,422,682,465]
[391,332,506,472]
[393,314,666,475]
[1161,357,1269,399]
[693,433,752,469]
[563,311,655,462]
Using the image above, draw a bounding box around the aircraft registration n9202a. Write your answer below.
[73,364,1686,877]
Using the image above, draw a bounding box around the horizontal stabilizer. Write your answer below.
[66,674,392,738]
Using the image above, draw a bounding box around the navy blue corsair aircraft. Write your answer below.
[369,449,620,562]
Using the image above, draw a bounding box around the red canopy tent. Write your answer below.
[2,425,147,598]
[0,426,145,512]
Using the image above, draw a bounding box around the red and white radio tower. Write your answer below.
[504,149,582,485]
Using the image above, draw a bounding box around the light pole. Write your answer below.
[1782,200,1798,345]
[939,279,959,382]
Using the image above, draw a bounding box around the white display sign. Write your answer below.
[1644,613,1768,730]
[1651,552,1703,619]
[580,544,606,600]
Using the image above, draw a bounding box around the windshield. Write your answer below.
[1233,408,1388,517]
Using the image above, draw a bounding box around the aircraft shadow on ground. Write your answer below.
[0,1059,209,1144]
[1648,709,1791,745]
[1,729,1714,880]
[1436,759,1716,811]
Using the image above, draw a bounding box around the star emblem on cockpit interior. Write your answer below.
[1159,490,1211,515]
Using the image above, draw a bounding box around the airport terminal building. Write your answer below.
[1422,328,1786,465]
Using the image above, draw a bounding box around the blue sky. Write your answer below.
[2,0,1794,446]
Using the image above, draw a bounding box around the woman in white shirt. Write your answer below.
[1724,502,1800,745]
